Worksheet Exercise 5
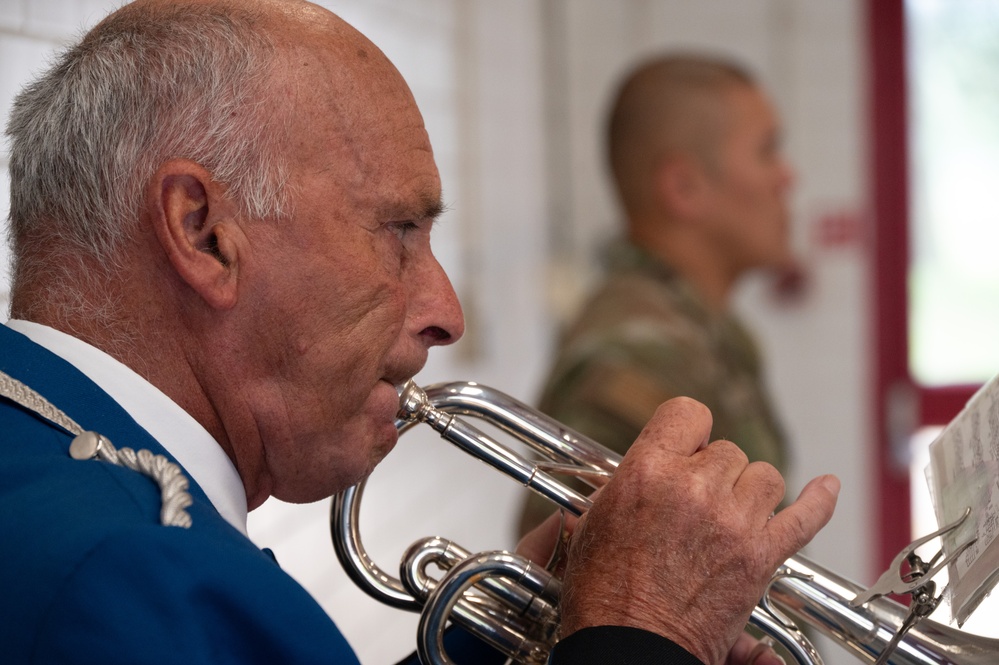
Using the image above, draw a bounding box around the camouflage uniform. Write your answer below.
[519,240,788,534]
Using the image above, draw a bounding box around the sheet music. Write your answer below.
[926,373,999,626]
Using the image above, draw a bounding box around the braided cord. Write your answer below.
[0,370,84,433]
[0,369,193,528]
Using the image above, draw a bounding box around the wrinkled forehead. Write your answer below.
[267,12,438,198]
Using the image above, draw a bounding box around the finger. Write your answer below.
[725,633,785,665]
[747,639,785,665]
[767,474,840,556]
[725,632,760,665]
[628,396,713,459]
[515,508,579,566]
[694,438,751,489]
[725,633,783,665]
[732,460,786,525]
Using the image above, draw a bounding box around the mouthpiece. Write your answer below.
[396,380,429,422]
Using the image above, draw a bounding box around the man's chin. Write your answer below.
[347,418,401,485]
[270,431,399,504]
[371,421,400,460]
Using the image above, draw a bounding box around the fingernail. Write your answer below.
[759,651,785,665]
[750,642,785,665]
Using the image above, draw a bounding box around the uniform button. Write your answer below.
[69,431,105,460]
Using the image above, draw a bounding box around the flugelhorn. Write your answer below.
[330,381,999,665]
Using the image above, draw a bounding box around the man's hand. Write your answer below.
[556,397,839,665]
[519,515,793,665]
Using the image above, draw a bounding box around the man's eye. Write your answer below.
[389,221,420,241]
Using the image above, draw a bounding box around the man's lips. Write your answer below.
[374,378,406,421]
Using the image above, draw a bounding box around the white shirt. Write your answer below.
[5,319,249,535]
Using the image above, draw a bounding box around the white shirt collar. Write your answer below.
[5,319,249,535]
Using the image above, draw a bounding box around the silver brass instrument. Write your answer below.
[330,380,999,665]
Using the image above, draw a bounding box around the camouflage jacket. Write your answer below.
[519,241,788,534]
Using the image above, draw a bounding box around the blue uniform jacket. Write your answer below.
[0,325,516,664]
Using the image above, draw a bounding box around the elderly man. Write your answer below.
[521,55,797,535]
[0,2,838,664]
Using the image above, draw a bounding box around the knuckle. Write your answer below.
[749,460,785,496]
[707,439,749,465]
[684,473,713,506]
[783,509,810,548]
[660,396,711,422]
[605,460,656,507]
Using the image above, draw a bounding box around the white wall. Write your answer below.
[0,2,872,664]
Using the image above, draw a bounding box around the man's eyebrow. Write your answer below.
[419,195,447,222]
[380,193,446,223]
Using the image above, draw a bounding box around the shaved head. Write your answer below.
[606,54,755,217]
[601,54,793,307]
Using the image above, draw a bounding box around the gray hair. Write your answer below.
[5,2,291,281]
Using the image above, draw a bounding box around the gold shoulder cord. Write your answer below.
[0,369,192,528]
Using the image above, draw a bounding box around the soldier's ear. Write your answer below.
[652,153,710,219]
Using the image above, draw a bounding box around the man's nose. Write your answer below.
[414,253,465,347]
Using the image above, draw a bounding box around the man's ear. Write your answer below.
[652,154,709,220]
[148,159,240,310]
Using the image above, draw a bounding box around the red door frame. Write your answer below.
[868,0,980,572]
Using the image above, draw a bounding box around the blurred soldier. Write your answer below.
[521,54,795,533]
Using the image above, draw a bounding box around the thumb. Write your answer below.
[767,474,840,557]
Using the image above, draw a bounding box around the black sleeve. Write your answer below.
[393,625,704,665]
[550,626,705,665]
[393,626,509,665]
